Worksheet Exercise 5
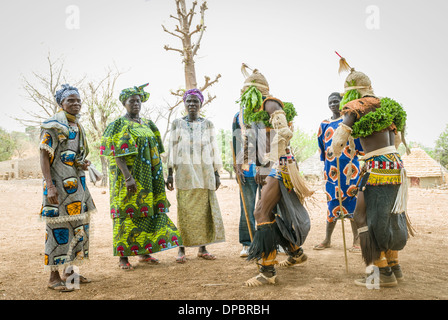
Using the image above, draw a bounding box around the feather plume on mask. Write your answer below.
[241,63,253,79]
[335,51,353,74]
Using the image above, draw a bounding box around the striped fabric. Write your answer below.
[365,153,403,186]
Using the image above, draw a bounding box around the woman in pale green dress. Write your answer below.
[166,89,225,263]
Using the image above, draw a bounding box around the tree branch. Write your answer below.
[169,14,180,21]
[199,74,221,92]
[192,1,208,56]
[163,45,184,55]
[162,24,184,39]
[187,1,198,26]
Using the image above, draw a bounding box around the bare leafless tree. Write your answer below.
[18,54,125,186]
[81,66,125,186]
[161,0,221,142]
[17,53,84,127]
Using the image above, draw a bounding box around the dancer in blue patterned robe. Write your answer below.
[314,92,364,252]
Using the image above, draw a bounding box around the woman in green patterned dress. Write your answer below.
[100,84,182,270]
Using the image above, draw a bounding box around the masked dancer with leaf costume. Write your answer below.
[328,53,414,288]
[236,65,313,287]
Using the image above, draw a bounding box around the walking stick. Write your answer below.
[230,142,253,242]
[336,156,349,273]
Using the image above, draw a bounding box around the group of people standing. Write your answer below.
[39,54,412,292]
[40,84,225,292]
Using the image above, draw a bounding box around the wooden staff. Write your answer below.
[230,142,253,242]
[336,157,349,273]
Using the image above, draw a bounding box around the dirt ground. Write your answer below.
[0,178,447,301]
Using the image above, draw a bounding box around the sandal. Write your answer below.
[138,256,160,264]
[197,252,216,260]
[313,243,330,250]
[47,281,74,292]
[119,262,134,270]
[278,252,308,267]
[245,273,277,287]
[348,245,361,253]
[176,255,187,263]
[61,274,91,284]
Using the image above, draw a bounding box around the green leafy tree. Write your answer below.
[80,67,124,186]
[0,128,14,161]
[289,127,318,163]
[216,129,233,178]
[434,124,448,168]
[10,131,38,159]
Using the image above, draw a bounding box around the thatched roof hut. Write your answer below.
[401,147,445,188]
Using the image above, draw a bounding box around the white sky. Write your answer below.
[1,0,447,147]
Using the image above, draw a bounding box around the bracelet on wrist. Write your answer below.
[125,175,132,182]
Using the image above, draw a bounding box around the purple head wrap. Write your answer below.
[183,88,204,104]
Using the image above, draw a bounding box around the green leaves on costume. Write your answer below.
[237,86,297,128]
[283,102,298,123]
[340,81,361,110]
[351,97,407,138]
[237,86,264,123]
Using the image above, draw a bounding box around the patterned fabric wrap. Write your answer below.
[113,214,182,257]
[45,219,90,271]
[268,156,294,191]
[119,83,150,103]
[183,88,204,104]
[317,117,364,222]
[364,153,403,186]
[41,110,89,169]
[100,117,182,256]
[39,121,96,271]
[176,189,225,247]
[54,84,80,105]
[100,117,169,219]
[326,197,358,223]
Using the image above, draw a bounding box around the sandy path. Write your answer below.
[0,178,447,300]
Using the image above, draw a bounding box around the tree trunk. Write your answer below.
[100,156,109,187]
[184,57,197,90]
[179,0,197,89]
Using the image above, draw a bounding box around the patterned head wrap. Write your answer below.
[55,84,80,106]
[119,83,150,103]
[183,88,204,104]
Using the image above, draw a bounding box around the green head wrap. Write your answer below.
[119,83,150,103]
